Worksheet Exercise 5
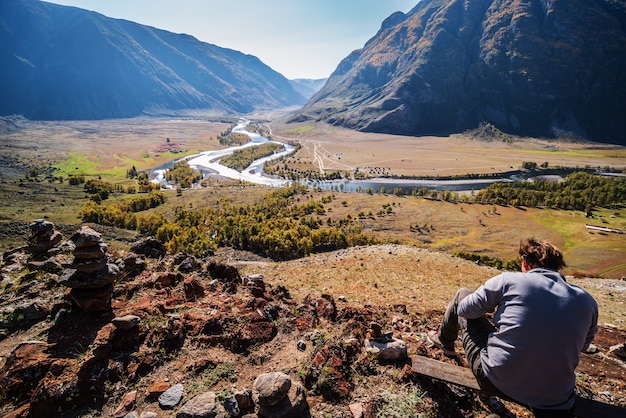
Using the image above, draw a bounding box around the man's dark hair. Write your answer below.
[519,238,566,271]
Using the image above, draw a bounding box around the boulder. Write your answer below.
[159,383,183,408]
[257,380,308,418]
[176,391,226,418]
[253,372,291,407]
[129,237,167,259]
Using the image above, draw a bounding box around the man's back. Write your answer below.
[460,268,598,409]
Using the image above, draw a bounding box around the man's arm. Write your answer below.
[457,274,505,319]
[582,298,599,351]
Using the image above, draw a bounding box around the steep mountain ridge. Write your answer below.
[294,0,626,144]
[0,0,306,120]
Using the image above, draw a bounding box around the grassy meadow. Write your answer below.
[1,116,625,278]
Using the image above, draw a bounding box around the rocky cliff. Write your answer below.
[294,0,626,145]
[0,0,306,120]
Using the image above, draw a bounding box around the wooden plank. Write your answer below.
[411,355,480,390]
[411,356,626,418]
[574,396,626,418]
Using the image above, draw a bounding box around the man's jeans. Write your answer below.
[438,288,516,401]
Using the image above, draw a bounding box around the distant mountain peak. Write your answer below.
[294,0,626,144]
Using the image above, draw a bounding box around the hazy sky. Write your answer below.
[44,0,419,80]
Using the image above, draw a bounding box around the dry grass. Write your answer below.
[222,244,625,330]
[1,116,624,274]
[0,117,232,179]
[271,119,626,177]
[1,116,625,328]
[231,245,500,313]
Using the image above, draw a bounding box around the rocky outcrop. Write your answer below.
[129,237,168,259]
[1,224,625,417]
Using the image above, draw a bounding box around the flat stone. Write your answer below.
[69,257,108,274]
[113,390,136,418]
[364,337,407,362]
[29,219,55,232]
[70,226,103,248]
[146,380,170,398]
[73,243,108,260]
[158,383,183,408]
[112,315,141,330]
[176,391,226,418]
[58,263,119,289]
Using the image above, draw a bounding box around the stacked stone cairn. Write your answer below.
[27,219,63,259]
[58,226,119,313]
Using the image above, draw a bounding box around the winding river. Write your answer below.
[151,119,544,193]
[152,119,294,188]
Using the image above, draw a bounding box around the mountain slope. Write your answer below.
[0,0,306,120]
[294,0,626,144]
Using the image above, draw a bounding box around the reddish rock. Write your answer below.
[113,390,137,418]
[233,321,277,351]
[0,342,53,404]
[398,363,415,382]
[304,345,351,400]
[303,293,336,321]
[184,276,205,300]
[29,369,81,418]
[154,272,182,287]
[146,380,171,399]
[295,304,318,331]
